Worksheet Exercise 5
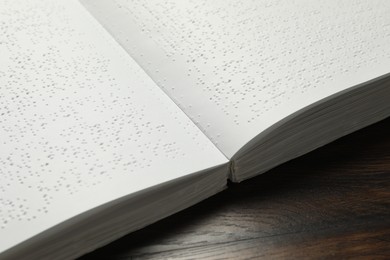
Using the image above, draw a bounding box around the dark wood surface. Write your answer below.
[81,118,390,259]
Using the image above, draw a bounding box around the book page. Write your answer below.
[82,0,390,158]
[0,0,228,253]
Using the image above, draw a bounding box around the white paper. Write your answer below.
[82,0,390,158]
[0,0,228,253]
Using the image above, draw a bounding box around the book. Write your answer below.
[0,0,389,259]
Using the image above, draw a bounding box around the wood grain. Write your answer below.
[80,118,390,259]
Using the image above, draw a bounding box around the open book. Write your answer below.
[1,0,389,259]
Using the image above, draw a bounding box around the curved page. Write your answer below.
[0,0,228,254]
[82,0,390,158]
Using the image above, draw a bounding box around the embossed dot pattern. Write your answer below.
[99,0,390,156]
[0,0,226,240]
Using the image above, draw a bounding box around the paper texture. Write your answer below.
[0,0,227,252]
[82,0,390,157]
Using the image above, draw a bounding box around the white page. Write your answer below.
[82,0,390,158]
[0,0,228,253]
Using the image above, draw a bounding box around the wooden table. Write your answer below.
[81,118,390,259]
